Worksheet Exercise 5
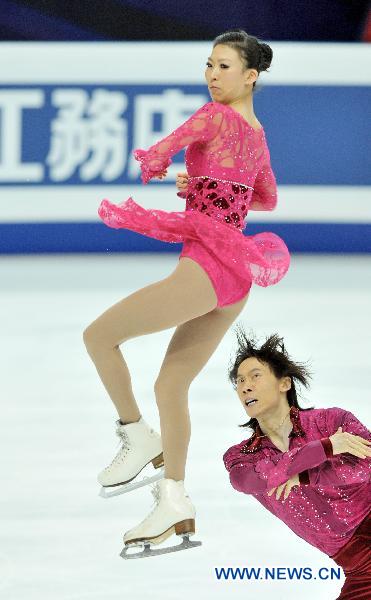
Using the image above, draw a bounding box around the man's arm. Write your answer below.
[224,438,331,495]
[299,410,371,487]
[225,410,371,495]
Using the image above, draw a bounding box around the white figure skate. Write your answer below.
[98,417,164,498]
[120,478,202,559]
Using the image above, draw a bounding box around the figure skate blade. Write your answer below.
[99,467,164,498]
[120,534,202,559]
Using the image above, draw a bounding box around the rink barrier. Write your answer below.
[0,42,370,253]
[1,222,371,254]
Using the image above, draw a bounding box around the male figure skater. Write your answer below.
[223,327,371,600]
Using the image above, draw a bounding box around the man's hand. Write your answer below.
[329,427,371,458]
[267,473,300,501]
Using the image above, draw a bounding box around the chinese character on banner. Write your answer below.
[47,88,127,182]
[0,89,44,182]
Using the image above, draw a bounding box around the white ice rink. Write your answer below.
[1,252,370,600]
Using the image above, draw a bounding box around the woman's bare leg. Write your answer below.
[83,257,219,423]
[154,290,249,480]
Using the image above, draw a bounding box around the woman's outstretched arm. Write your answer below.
[134,102,224,184]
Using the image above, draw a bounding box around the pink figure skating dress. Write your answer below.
[98,101,291,307]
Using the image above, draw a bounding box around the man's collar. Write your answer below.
[240,406,305,455]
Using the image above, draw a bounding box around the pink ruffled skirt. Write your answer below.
[97,196,291,301]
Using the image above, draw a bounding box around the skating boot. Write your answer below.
[120,478,202,558]
[98,417,164,498]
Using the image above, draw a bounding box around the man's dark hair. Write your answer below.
[228,324,314,430]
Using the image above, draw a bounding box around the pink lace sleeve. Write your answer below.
[249,158,278,211]
[134,102,224,184]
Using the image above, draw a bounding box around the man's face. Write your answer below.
[236,357,291,419]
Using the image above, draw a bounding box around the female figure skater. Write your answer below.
[83,29,291,557]
[224,327,371,598]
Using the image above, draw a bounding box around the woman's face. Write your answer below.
[205,44,258,103]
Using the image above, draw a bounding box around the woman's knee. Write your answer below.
[82,324,100,354]
[154,374,190,406]
[83,321,118,353]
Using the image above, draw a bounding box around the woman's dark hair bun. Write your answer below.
[258,42,273,72]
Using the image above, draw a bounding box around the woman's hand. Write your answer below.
[329,427,371,458]
[154,168,168,180]
[176,171,189,192]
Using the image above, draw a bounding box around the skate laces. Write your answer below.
[144,483,161,519]
[105,427,131,469]
[150,482,161,505]
[131,483,161,529]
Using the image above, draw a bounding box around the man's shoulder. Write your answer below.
[223,433,256,470]
[299,406,350,431]
[300,406,349,418]
[223,435,252,457]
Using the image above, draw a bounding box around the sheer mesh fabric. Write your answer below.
[98,101,290,287]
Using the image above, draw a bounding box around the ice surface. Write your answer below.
[1,252,370,600]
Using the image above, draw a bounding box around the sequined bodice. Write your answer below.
[185,176,251,231]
